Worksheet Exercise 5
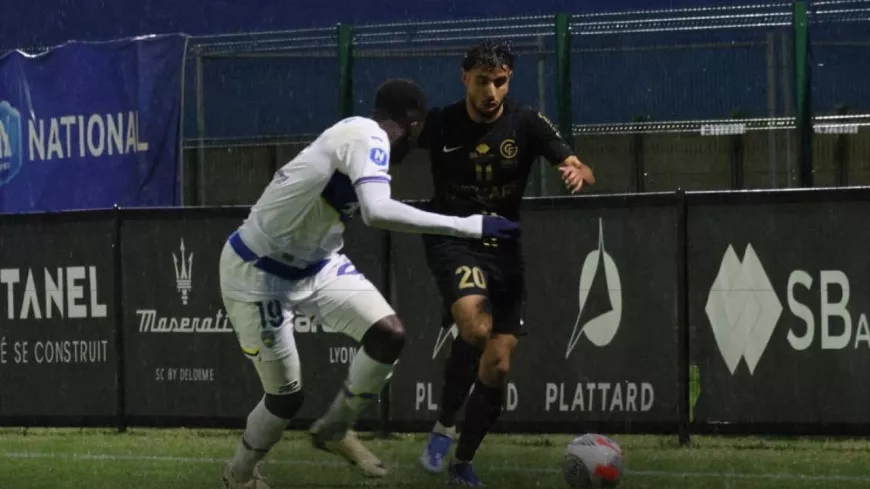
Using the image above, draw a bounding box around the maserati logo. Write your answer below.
[172,239,193,305]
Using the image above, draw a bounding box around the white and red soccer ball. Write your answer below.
[563,433,625,488]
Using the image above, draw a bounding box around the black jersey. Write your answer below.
[417,97,574,221]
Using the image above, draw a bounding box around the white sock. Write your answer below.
[432,421,457,438]
[325,348,394,423]
[345,347,394,409]
[230,397,289,479]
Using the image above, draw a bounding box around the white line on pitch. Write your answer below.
[4,451,870,483]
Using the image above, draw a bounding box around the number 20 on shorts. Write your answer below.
[456,265,487,290]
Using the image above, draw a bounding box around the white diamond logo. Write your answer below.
[705,244,782,375]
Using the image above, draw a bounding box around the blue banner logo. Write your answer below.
[0,100,22,186]
[0,34,188,213]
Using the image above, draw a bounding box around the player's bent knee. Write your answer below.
[492,357,511,380]
[479,335,516,385]
[264,391,304,420]
[479,353,511,384]
[361,314,406,364]
[455,316,490,348]
[458,326,489,349]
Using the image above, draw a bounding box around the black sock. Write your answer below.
[438,337,482,427]
[454,380,503,462]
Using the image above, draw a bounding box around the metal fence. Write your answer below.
[179,1,870,205]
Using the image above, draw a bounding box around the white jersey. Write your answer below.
[235,116,391,269]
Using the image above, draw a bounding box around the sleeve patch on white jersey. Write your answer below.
[344,124,391,183]
[369,147,388,167]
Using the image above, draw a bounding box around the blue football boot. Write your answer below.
[447,460,484,487]
[419,423,457,473]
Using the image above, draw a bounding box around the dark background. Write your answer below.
[0,212,117,418]
[120,209,384,424]
[10,0,758,48]
[3,190,870,435]
[390,198,682,428]
[689,199,870,425]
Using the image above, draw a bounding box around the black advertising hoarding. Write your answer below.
[121,209,384,423]
[688,192,870,426]
[0,212,117,419]
[389,197,682,429]
[121,208,259,421]
[515,200,681,427]
[386,230,448,425]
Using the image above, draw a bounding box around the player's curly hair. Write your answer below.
[373,78,427,122]
[461,40,515,72]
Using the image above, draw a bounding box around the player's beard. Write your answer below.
[473,99,503,122]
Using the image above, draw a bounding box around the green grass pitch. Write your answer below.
[1,428,868,488]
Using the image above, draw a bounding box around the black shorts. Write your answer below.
[423,235,526,336]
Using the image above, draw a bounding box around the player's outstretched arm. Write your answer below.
[356,182,482,238]
[343,124,520,240]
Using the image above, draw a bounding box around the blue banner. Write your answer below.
[0,34,188,213]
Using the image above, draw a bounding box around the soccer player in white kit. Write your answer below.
[218,79,521,489]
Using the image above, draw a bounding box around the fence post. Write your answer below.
[632,115,648,193]
[113,205,127,433]
[337,23,354,118]
[675,190,690,446]
[194,47,207,205]
[730,111,748,190]
[555,13,573,147]
[835,105,851,186]
[793,0,813,187]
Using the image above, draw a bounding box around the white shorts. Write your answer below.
[219,240,395,394]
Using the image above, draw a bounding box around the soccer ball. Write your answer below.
[562,434,624,488]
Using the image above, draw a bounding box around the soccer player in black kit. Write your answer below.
[415,40,595,486]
